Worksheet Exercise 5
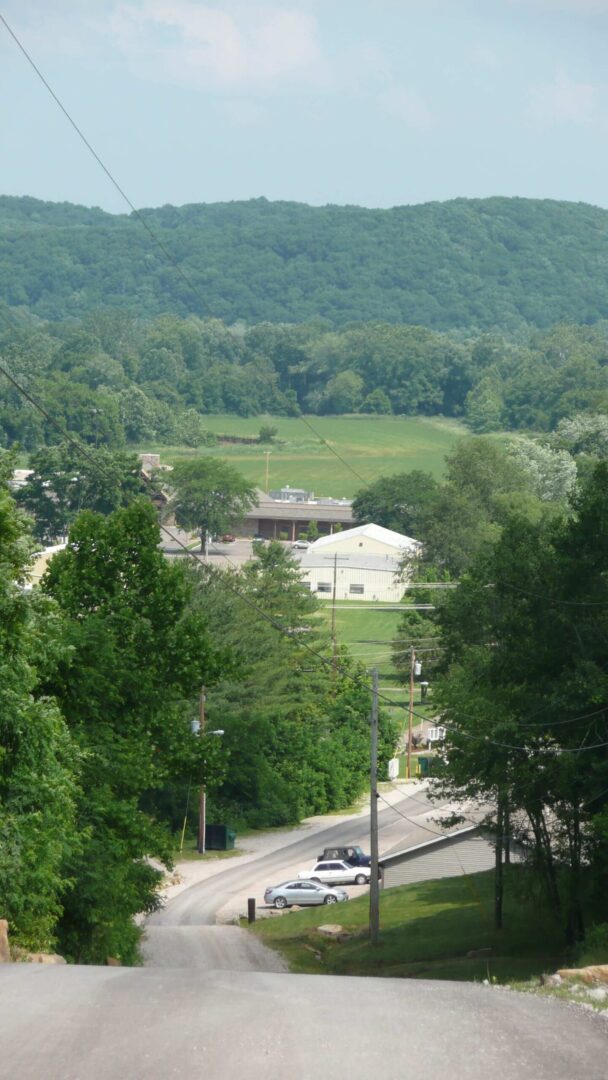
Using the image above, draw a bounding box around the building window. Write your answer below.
[428,726,446,742]
[349,584,364,595]
[317,582,332,593]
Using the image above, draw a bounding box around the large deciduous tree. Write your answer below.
[17,443,146,543]
[0,452,80,952]
[41,499,227,963]
[434,463,608,941]
[168,458,256,553]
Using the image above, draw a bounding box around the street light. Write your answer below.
[193,687,224,855]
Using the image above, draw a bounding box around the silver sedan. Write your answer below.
[264,880,348,909]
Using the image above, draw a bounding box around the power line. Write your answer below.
[2,21,607,753]
[2,356,605,758]
[0,12,371,492]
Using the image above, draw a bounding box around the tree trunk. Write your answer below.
[200,527,206,554]
[495,799,504,930]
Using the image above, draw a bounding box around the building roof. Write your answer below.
[310,522,419,552]
[379,825,481,866]
[297,552,402,573]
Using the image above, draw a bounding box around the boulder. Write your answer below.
[0,920,10,963]
[106,957,122,967]
[540,973,563,988]
[557,965,608,985]
[317,924,344,939]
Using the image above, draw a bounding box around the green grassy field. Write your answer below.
[140,414,466,499]
[251,868,569,983]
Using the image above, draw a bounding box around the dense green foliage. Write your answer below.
[2,195,608,331]
[0,453,80,952]
[431,464,608,942]
[168,458,256,552]
[40,501,225,963]
[1,313,607,453]
[17,444,146,542]
[192,542,397,829]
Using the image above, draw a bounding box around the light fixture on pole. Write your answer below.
[193,686,224,855]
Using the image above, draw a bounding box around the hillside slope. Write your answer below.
[1,194,607,329]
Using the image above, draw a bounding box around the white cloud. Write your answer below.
[106,1,325,92]
[378,86,434,129]
[529,72,600,125]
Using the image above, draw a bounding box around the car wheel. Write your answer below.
[355,874,367,885]
[274,896,288,909]
[324,894,338,905]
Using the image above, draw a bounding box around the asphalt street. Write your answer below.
[142,787,456,970]
[1,965,606,1080]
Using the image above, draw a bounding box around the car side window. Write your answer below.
[329,863,343,870]
[316,863,330,871]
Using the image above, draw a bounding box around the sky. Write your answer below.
[1,0,608,213]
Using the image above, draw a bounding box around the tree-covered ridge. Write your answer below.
[1,194,608,329]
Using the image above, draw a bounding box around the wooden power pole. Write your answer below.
[197,686,207,855]
[369,667,380,945]
[406,646,415,780]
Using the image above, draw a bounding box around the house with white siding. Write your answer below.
[296,522,420,602]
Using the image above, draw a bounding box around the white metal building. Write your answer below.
[297,522,420,602]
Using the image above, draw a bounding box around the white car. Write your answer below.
[292,539,310,549]
[298,860,371,886]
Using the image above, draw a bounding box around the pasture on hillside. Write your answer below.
[149,414,466,499]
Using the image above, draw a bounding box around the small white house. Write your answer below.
[297,522,420,602]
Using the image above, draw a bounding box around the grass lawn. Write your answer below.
[251,868,569,983]
[135,413,467,499]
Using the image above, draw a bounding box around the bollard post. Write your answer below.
[248,897,256,924]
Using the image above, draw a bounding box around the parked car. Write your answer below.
[298,860,371,886]
[220,534,235,543]
[317,845,371,867]
[264,880,348,909]
[292,539,310,549]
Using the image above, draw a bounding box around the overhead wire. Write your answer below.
[2,19,608,751]
[0,12,372,492]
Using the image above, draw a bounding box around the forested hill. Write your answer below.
[1,194,607,330]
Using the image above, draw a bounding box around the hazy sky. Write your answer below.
[2,1,608,212]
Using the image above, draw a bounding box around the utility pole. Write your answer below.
[369,667,380,945]
[331,552,338,691]
[406,646,415,780]
[264,450,271,492]
[197,686,207,855]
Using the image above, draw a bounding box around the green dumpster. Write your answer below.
[205,824,236,850]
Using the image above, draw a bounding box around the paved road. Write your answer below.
[142,789,463,969]
[1,965,606,1080]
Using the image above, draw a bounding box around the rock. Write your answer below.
[317,924,344,939]
[0,921,10,964]
[586,987,608,1002]
[558,965,608,985]
[106,957,121,967]
[25,953,67,964]
[466,947,495,959]
[540,973,563,987]
[290,906,301,912]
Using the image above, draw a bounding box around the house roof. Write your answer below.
[309,522,419,552]
[379,825,481,866]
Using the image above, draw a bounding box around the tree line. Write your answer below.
[1,312,607,451]
[2,194,608,330]
[355,450,608,945]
